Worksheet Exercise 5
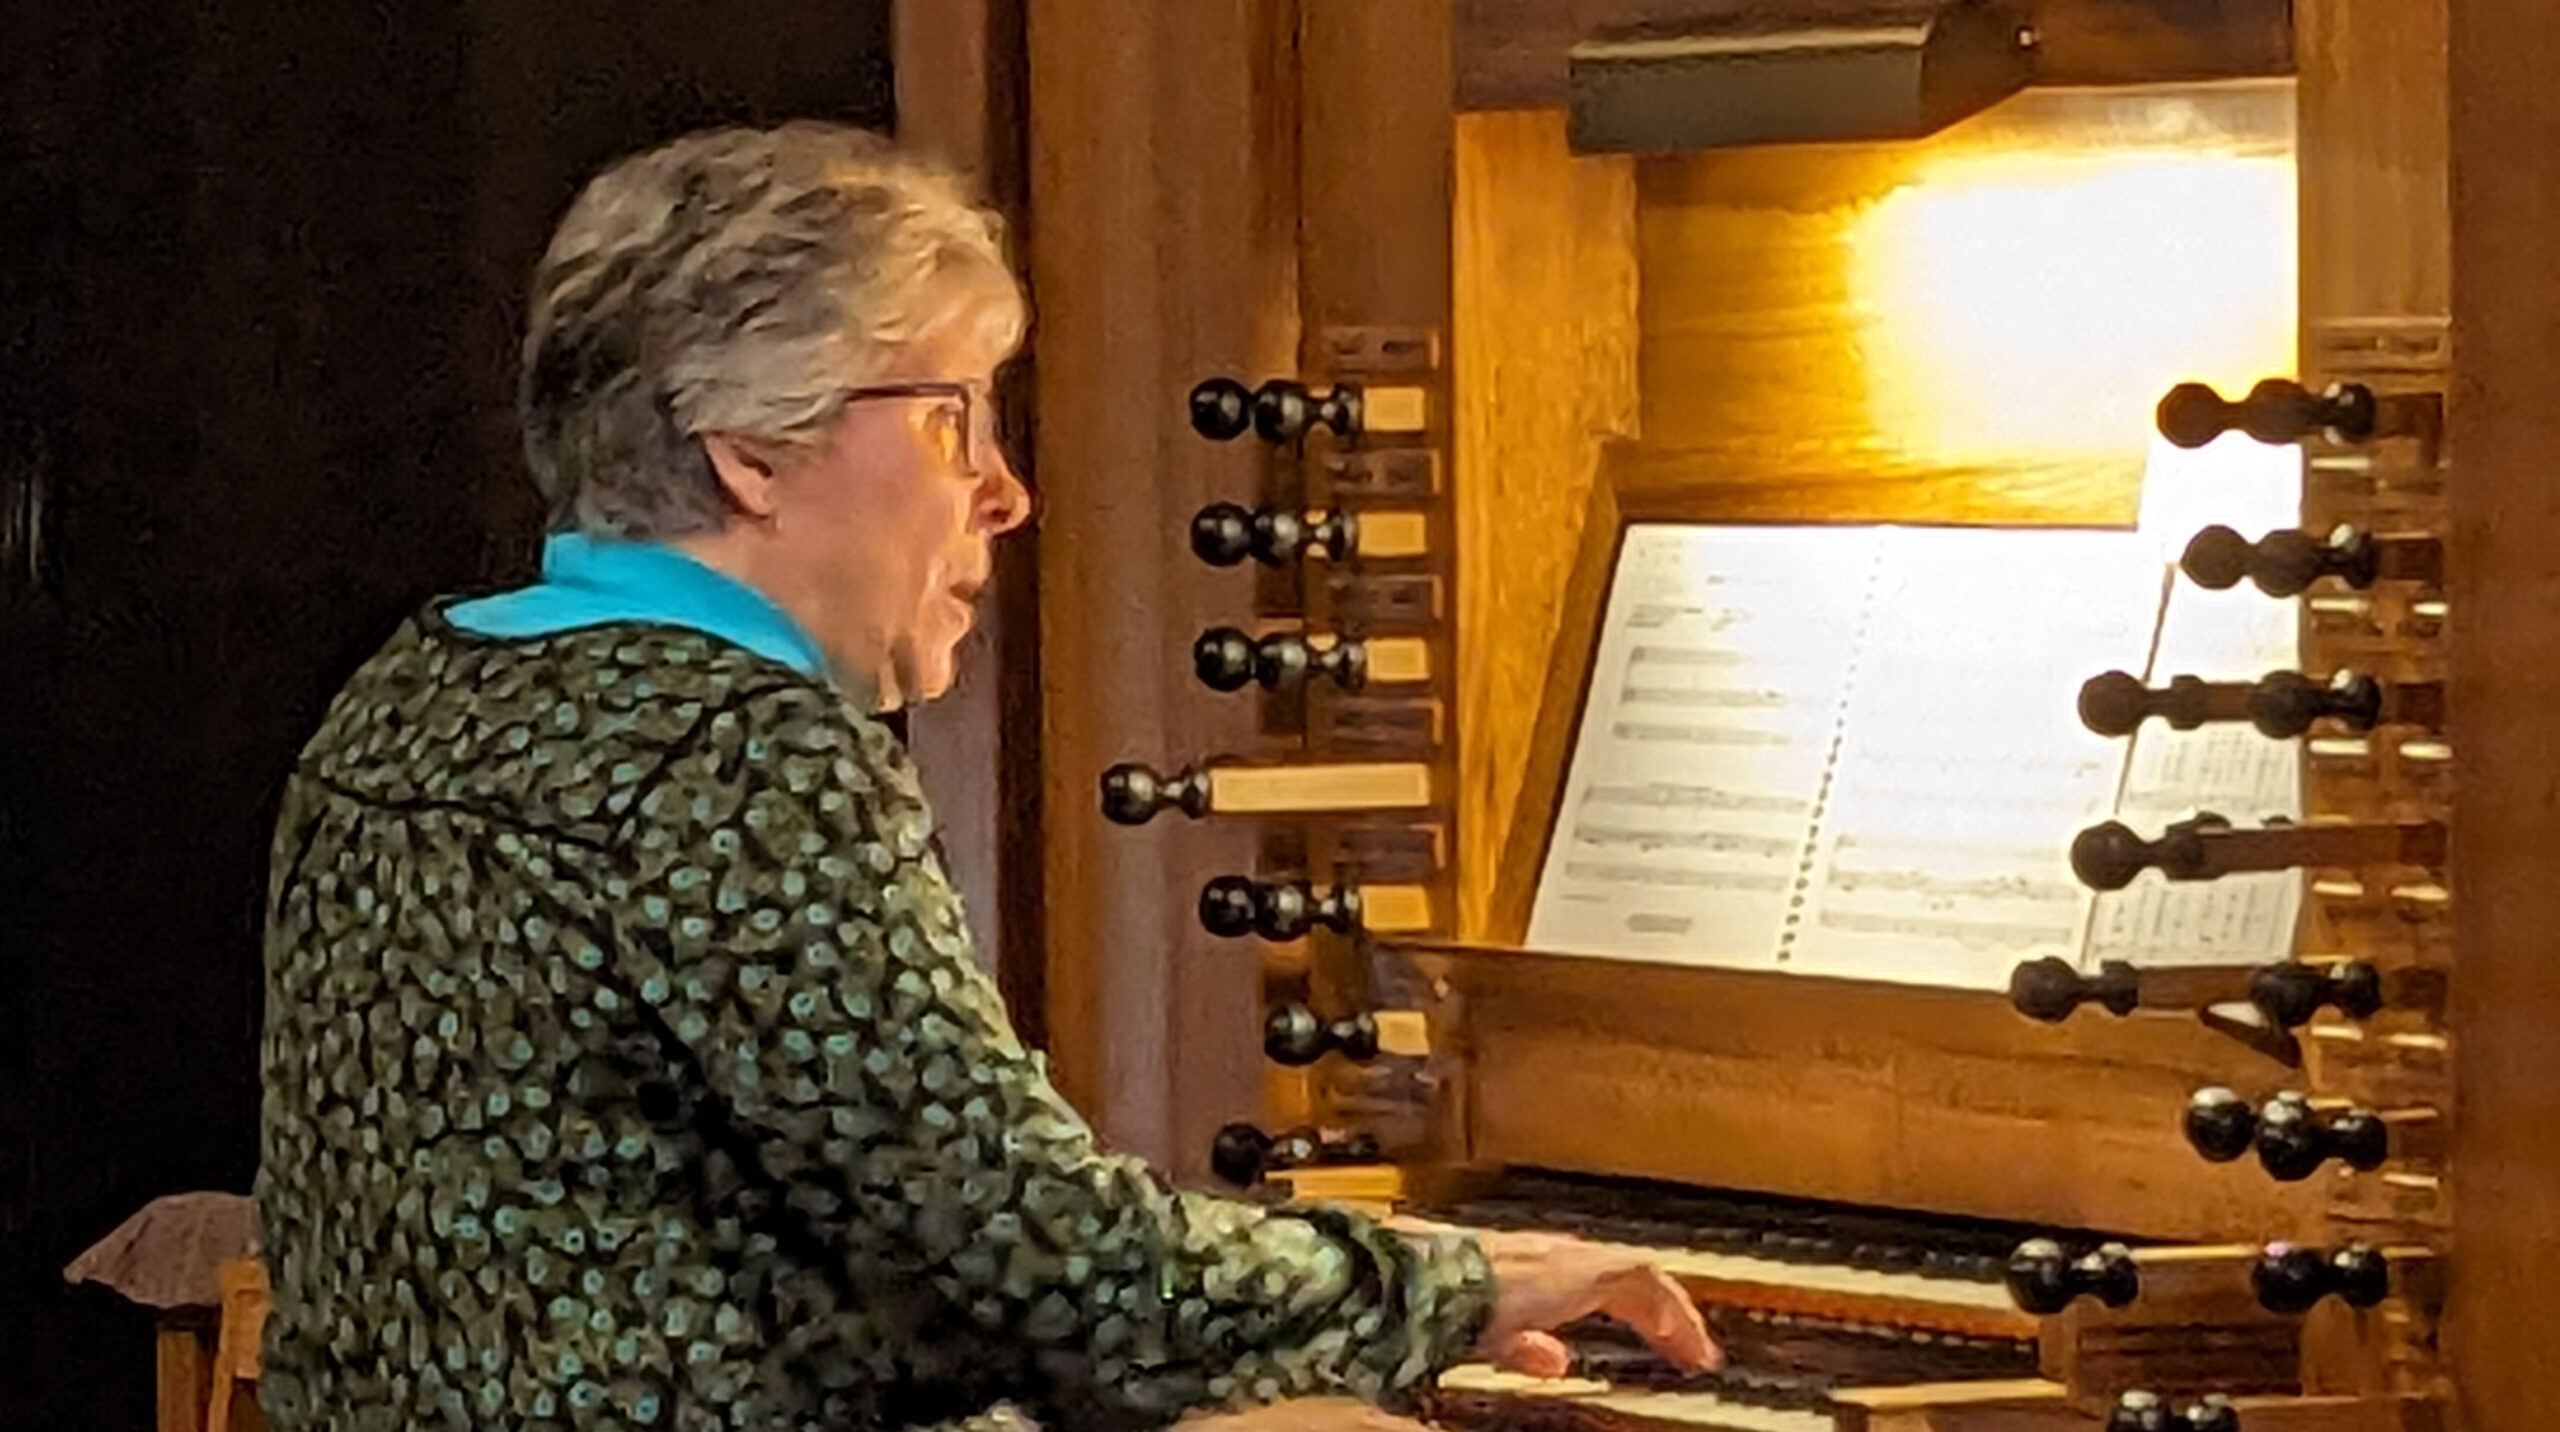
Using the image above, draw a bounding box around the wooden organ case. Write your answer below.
[1027,1,2559,1429]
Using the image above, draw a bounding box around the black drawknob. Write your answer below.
[2070,815,2228,892]
[1263,1004,1381,1066]
[2330,961,2386,1020]
[2246,670,2384,738]
[1210,1122,1277,1186]
[2247,960,2383,1028]
[1194,876,1363,940]
[2071,822,2153,892]
[2008,956,2138,1022]
[2180,525,2258,591]
[2328,1245,2392,1308]
[2107,1392,2172,1432]
[2005,1238,2137,1314]
[1198,875,1262,937]
[2181,524,2380,597]
[1190,628,1365,693]
[2252,1092,2325,1181]
[2079,671,2211,736]
[2184,1087,2257,1163]
[2325,1109,2391,1172]
[1210,1122,1379,1187]
[1190,502,1256,566]
[2251,1242,2329,1313]
[2247,961,2324,1028]
[1189,377,1254,441]
[1996,1239,2078,1321]
[1192,628,1262,692]
[1100,763,1211,825]
[1189,503,1356,568]
[1252,380,1362,443]
[2253,1243,2391,1313]
[2158,378,2378,449]
[2254,1091,2387,1182]
[2108,1392,2235,1432]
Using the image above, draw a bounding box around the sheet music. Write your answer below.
[1780,528,2167,989]
[2081,431,2305,966]
[1528,513,2298,988]
[1526,525,1880,967]
[2085,579,2304,966]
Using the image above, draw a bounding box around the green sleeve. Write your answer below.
[609,691,1494,1431]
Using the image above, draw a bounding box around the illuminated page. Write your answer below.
[1526,525,1882,967]
[1780,527,2167,990]
[2086,580,2304,966]
[2086,431,2305,966]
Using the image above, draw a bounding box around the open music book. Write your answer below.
[1526,521,2303,990]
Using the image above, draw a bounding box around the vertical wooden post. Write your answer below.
[2447,1,2560,1426]
[1024,0,1300,1171]
[893,0,1047,1031]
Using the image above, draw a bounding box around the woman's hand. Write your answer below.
[1465,1227,1721,1378]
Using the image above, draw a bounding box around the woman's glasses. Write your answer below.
[839,380,1008,477]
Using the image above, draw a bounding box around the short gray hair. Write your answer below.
[519,122,1022,540]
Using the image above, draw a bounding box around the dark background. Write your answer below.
[1,3,896,1426]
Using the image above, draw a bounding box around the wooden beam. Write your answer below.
[894,0,1048,1040]
[2447,0,2560,1426]
[1024,0,1300,1173]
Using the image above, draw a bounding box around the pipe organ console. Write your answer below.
[1038,0,2551,1425]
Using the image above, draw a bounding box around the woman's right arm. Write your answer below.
[614,693,1497,1431]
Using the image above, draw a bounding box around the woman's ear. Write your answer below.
[700,432,786,520]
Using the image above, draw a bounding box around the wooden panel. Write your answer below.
[1452,108,1641,940]
[892,0,1048,1035]
[1631,80,2292,469]
[1459,0,2294,112]
[1422,944,2329,1241]
[158,1325,211,1432]
[1300,0,1455,335]
[1027,0,1296,1173]
[2296,0,2449,327]
[2446,0,2560,1425]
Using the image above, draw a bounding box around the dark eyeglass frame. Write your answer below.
[839,380,1003,476]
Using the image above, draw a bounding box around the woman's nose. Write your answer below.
[981,454,1033,533]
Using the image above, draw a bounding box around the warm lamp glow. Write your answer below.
[1853,147,2296,465]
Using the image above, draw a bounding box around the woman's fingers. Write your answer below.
[1486,1328,1573,1378]
[1595,1266,1720,1370]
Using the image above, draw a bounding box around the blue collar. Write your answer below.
[444,533,833,683]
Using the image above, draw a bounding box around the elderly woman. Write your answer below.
[253,123,1712,1432]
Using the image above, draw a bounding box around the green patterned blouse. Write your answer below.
[254,604,1494,1432]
